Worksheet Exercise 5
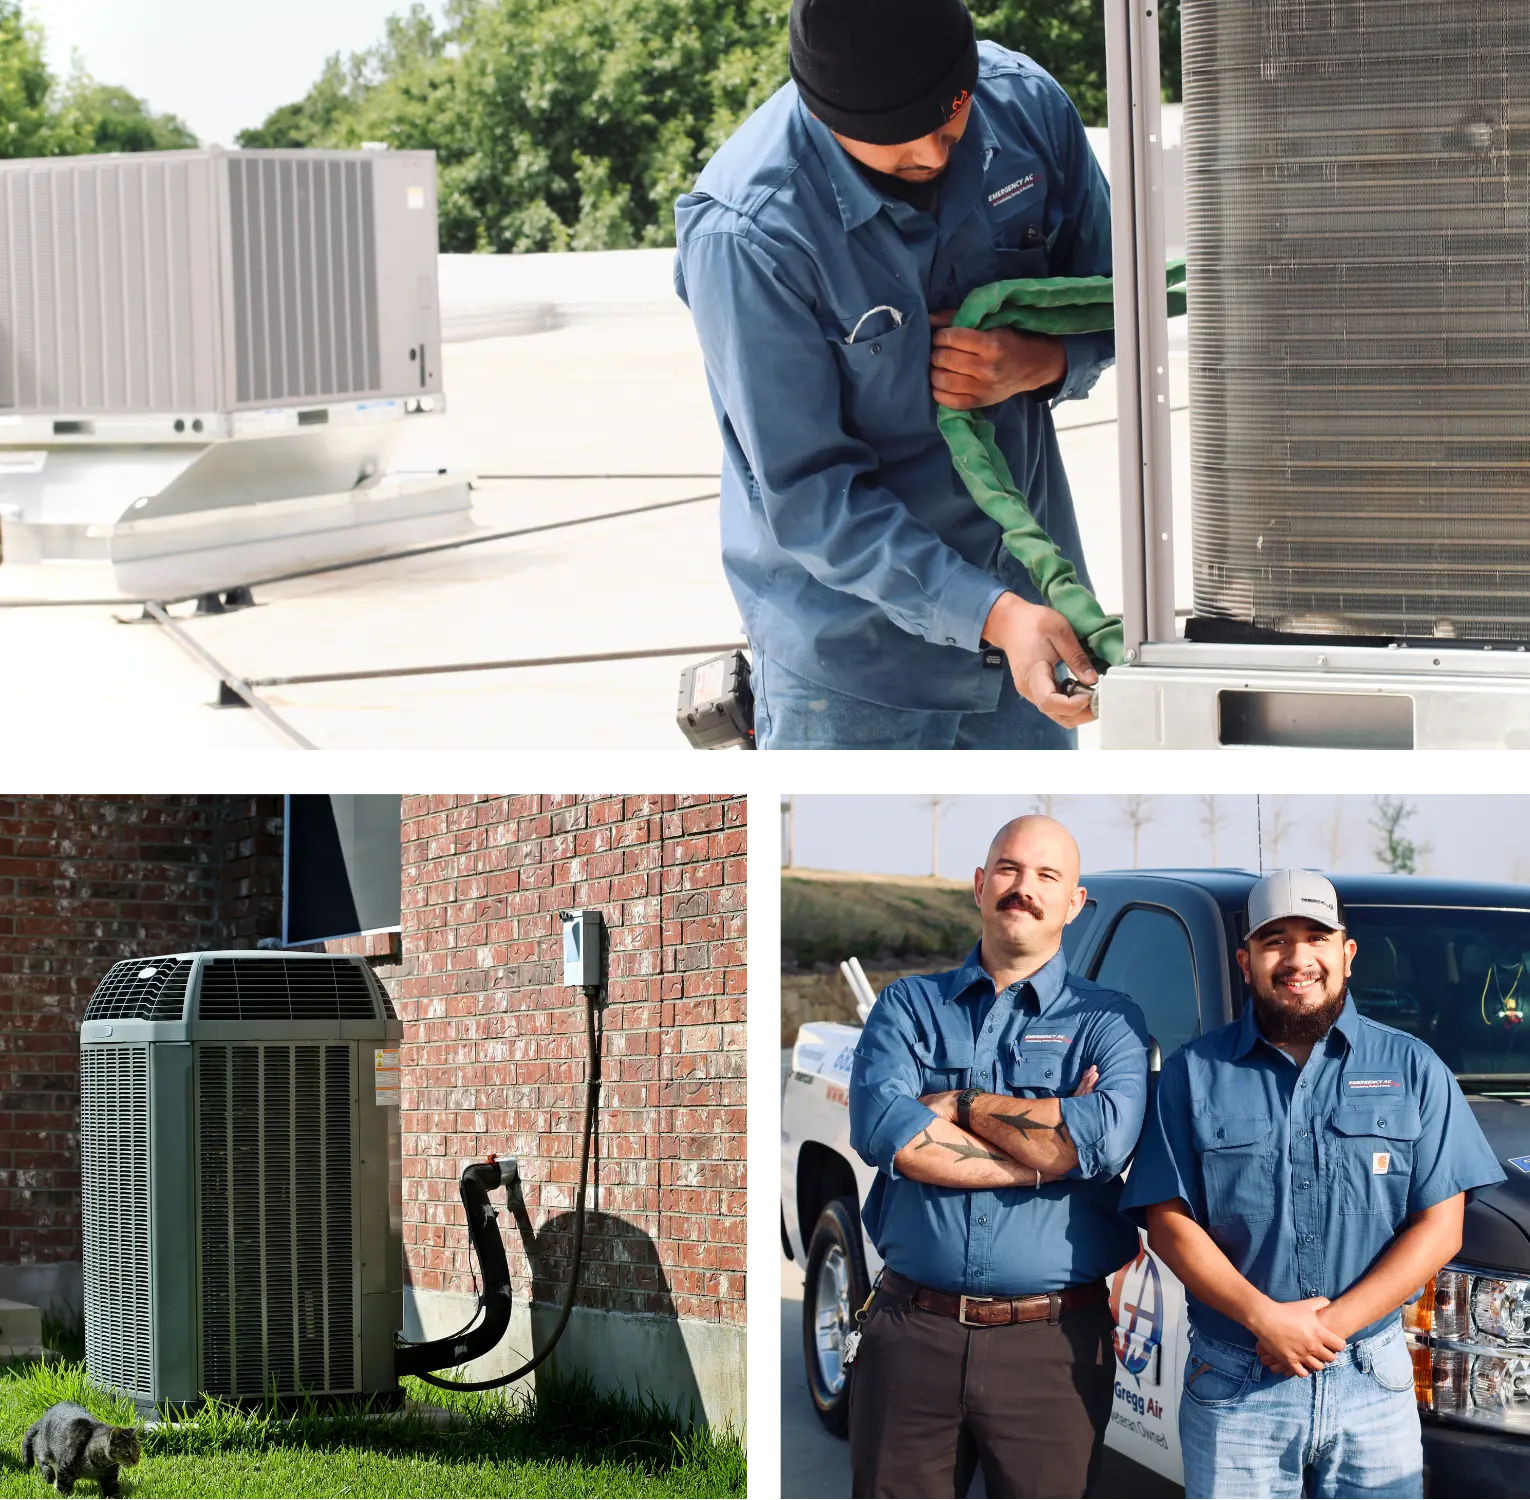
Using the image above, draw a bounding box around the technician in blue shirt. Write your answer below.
[1122,870,1506,1499]
[847,815,1148,1497]
[674,0,1112,750]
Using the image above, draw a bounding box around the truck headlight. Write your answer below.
[1405,1265,1530,1432]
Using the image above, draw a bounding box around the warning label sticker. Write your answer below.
[375,1048,400,1107]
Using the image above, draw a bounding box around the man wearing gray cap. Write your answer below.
[1121,870,1504,1498]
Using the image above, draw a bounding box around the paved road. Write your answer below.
[781,1252,1181,1499]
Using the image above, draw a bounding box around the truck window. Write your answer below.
[1091,905,1200,1059]
[1061,899,1097,968]
[1346,905,1530,1080]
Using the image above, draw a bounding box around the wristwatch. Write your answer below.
[956,1087,981,1133]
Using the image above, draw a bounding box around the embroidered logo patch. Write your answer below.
[988,173,1039,208]
[1373,1152,1391,1175]
[1346,1077,1402,1092]
[1508,1155,1530,1174]
[1024,1034,1073,1046]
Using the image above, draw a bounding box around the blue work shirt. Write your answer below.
[673,42,1113,712]
[1120,994,1507,1350]
[848,944,1148,1294]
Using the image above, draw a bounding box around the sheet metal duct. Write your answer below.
[1184,0,1530,643]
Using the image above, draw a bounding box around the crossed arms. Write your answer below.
[892,1068,1100,1188]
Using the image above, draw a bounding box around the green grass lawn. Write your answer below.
[0,1360,745,1498]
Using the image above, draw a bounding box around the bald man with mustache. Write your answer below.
[846,816,1150,1498]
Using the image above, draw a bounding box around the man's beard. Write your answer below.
[1252,974,1347,1045]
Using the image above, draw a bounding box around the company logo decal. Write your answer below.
[1109,1245,1163,1381]
[1507,1155,1530,1174]
[988,173,1039,209]
[1024,1034,1073,1046]
[1346,1077,1402,1091]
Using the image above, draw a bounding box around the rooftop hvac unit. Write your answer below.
[1184,1,1530,644]
[0,149,471,595]
[1095,0,1530,749]
[80,952,403,1409]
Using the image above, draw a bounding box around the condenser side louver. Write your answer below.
[1184,1,1530,643]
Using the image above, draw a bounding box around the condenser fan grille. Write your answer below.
[197,1043,357,1397]
[85,959,192,1022]
[1184,0,1530,640]
[196,957,378,1021]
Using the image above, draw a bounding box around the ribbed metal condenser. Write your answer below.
[1184,0,1530,641]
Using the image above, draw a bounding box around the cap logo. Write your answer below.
[946,88,971,121]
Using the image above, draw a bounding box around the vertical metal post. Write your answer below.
[1106,0,1176,649]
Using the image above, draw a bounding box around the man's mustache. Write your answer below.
[997,891,1044,918]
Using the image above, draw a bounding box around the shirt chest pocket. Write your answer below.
[1193,1114,1277,1228]
[829,312,929,443]
[1002,1051,1069,1096]
[911,1033,974,1092]
[1327,1101,1420,1218]
[990,221,1050,283]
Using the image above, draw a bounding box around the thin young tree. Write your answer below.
[1371,796,1431,875]
[1199,795,1227,866]
[1120,795,1156,869]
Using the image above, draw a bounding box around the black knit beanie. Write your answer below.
[789,0,979,146]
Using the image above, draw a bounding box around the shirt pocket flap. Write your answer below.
[1192,1113,1271,1151]
[1331,1101,1422,1141]
[835,308,917,366]
[1003,1052,1066,1090]
[911,1034,975,1070]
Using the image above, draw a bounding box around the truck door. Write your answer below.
[1090,903,1199,1484]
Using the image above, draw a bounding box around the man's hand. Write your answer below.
[929,311,1067,410]
[1247,1297,1348,1377]
[981,593,1097,728]
[920,1066,1098,1124]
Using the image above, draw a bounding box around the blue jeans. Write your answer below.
[1180,1324,1423,1499]
[751,654,1076,751]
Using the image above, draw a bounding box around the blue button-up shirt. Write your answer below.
[673,42,1113,712]
[848,945,1148,1294]
[1120,994,1507,1349]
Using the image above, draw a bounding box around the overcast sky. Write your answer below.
[783,796,1524,886]
[37,0,440,147]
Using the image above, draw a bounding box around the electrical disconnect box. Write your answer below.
[560,910,604,989]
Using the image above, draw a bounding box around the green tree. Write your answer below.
[1371,796,1431,876]
[60,77,198,152]
[0,0,71,156]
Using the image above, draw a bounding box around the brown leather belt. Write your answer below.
[881,1268,1108,1328]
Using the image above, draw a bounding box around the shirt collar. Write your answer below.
[797,90,1002,234]
[1234,991,1363,1059]
[950,942,1070,1013]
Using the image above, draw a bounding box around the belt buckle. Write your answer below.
[958,1294,994,1327]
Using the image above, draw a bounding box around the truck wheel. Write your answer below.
[803,1195,870,1437]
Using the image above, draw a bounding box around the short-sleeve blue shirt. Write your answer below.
[1120,994,1507,1349]
[848,945,1148,1294]
[673,42,1113,713]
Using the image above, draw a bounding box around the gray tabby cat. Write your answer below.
[22,1402,140,1497]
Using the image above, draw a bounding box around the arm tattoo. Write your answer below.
[991,1107,1073,1149]
[912,1127,1007,1164]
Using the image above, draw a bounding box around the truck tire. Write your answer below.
[803,1195,870,1437]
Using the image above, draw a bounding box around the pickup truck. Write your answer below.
[781,870,1530,1497]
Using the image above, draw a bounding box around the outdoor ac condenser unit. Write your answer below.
[1184,0,1530,643]
[79,952,404,1411]
[0,149,470,592]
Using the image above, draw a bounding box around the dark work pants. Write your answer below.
[848,1287,1117,1499]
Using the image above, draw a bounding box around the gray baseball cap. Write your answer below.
[1243,869,1345,941]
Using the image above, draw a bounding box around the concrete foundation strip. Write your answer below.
[142,600,318,751]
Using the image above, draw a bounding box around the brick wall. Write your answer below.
[390,794,747,1329]
[0,795,285,1268]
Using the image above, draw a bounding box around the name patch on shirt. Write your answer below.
[1024,1034,1073,1046]
[1346,1076,1404,1093]
[1373,1152,1391,1175]
[988,172,1040,209]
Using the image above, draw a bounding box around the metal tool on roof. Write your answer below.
[0,148,471,600]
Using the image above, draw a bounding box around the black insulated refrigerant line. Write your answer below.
[394,986,601,1390]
